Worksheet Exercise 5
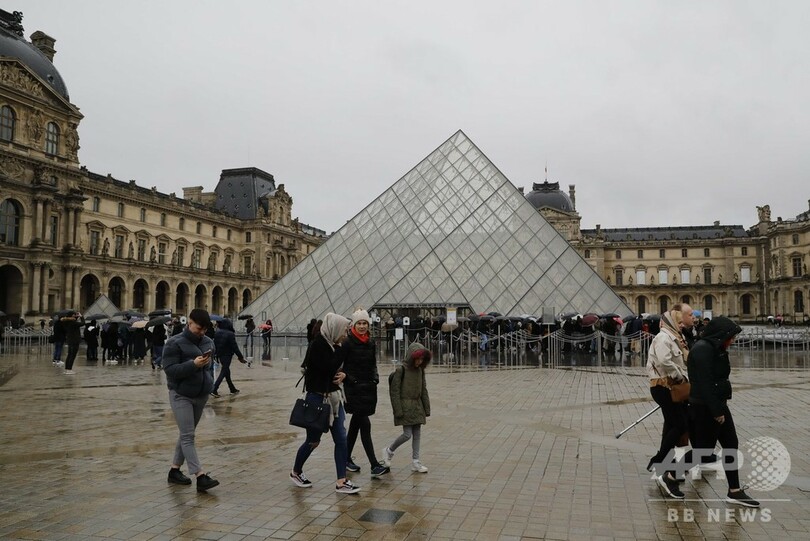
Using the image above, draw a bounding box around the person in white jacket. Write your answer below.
[645,304,693,498]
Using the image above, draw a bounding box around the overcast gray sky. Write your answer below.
[20,0,810,233]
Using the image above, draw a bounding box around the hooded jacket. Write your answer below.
[687,316,741,417]
[213,319,244,363]
[389,342,431,426]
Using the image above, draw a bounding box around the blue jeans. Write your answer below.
[53,341,64,361]
[293,392,347,479]
[153,345,164,367]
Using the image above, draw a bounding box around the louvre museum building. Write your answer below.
[1,10,809,329]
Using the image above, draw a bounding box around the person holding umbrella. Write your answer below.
[150,318,168,370]
[84,319,100,361]
[61,311,84,375]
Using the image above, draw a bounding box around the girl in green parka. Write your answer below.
[381,342,431,473]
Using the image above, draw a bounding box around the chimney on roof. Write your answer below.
[30,31,56,62]
[517,186,524,194]
[714,221,720,226]
[568,185,576,210]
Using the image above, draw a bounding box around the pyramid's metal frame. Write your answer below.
[242,131,630,331]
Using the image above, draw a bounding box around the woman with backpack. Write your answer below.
[381,342,432,474]
[336,309,390,478]
[290,313,360,494]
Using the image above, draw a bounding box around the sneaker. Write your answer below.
[56,361,64,366]
[230,389,240,395]
[381,446,394,466]
[196,473,219,492]
[210,391,220,398]
[346,459,361,473]
[411,460,428,473]
[64,370,75,375]
[370,464,390,478]
[335,479,361,494]
[290,471,312,488]
[656,473,684,499]
[247,360,252,368]
[726,488,760,508]
[167,468,192,485]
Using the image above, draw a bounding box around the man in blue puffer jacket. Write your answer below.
[162,308,219,492]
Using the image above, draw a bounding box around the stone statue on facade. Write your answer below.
[718,273,723,284]
[128,242,134,259]
[171,248,177,266]
[756,204,771,222]
[26,109,44,143]
[150,246,157,262]
[102,238,110,256]
[223,254,231,272]
[65,123,80,158]
[733,273,739,284]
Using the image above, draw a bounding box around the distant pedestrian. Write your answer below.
[84,320,100,361]
[52,316,66,365]
[101,322,117,362]
[337,309,390,478]
[151,322,167,370]
[244,317,255,349]
[261,319,273,348]
[211,319,246,397]
[163,308,219,492]
[62,312,84,375]
[381,342,431,474]
[171,318,183,337]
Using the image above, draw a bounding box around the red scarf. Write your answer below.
[351,327,369,343]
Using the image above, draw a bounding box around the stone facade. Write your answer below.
[0,20,325,323]
[530,185,810,323]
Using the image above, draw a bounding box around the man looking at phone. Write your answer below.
[162,308,219,492]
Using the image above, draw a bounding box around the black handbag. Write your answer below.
[289,396,331,433]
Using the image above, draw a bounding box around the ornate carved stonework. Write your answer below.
[26,108,44,143]
[0,63,47,100]
[0,156,26,180]
[65,122,80,159]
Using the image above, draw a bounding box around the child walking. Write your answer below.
[381,342,431,473]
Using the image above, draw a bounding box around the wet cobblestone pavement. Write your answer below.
[1,352,809,540]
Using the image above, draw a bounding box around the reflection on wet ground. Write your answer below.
[1,349,809,539]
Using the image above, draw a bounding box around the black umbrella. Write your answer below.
[113,310,145,318]
[148,309,172,317]
[53,309,76,319]
[0,310,5,317]
[84,313,110,321]
[109,315,132,325]
[237,314,254,320]
[488,312,502,317]
[623,314,638,322]
[600,313,620,319]
[559,311,581,320]
[146,315,172,327]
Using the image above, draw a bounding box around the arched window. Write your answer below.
[0,199,22,245]
[0,105,16,141]
[45,122,60,155]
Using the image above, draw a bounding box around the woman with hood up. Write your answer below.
[336,309,390,478]
[211,318,246,397]
[291,313,361,494]
[687,316,759,508]
[381,342,432,474]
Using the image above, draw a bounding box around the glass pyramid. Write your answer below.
[243,130,631,331]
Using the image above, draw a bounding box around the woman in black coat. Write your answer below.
[336,309,390,478]
[84,320,100,361]
[688,316,759,508]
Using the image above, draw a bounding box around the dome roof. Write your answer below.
[525,181,574,212]
[0,24,69,100]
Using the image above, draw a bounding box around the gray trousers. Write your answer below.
[389,424,421,460]
[169,390,209,475]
